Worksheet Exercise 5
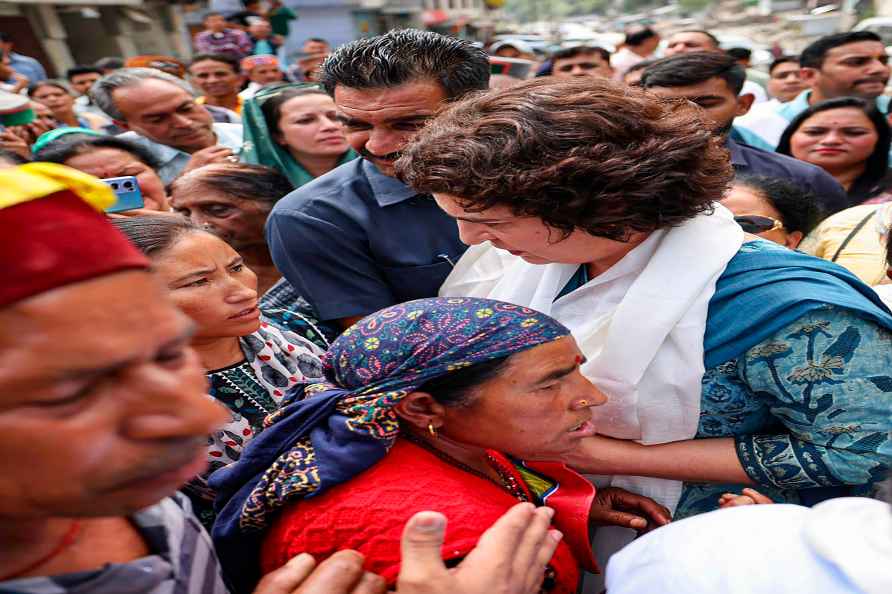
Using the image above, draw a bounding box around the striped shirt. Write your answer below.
[0,493,229,594]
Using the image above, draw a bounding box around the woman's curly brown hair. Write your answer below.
[396,77,732,241]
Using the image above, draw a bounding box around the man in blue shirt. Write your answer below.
[0,33,46,83]
[266,29,489,329]
[641,52,849,214]
[735,31,891,156]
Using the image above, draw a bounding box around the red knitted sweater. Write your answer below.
[260,439,594,593]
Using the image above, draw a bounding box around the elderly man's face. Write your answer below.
[334,80,447,177]
[0,271,228,517]
[112,78,216,153]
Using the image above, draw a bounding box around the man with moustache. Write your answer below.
[735,31,892,155]
[265,29,488,329]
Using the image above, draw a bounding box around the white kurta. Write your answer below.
[440,205,744,568]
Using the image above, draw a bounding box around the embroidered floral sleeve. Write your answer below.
[735,305,892,490]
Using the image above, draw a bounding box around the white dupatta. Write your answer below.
[440,205,743,567]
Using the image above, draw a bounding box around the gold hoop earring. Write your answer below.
[428,422,438,438]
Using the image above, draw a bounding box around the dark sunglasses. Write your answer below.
[734,215,783,234]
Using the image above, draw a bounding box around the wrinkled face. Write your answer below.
[334,81,447,177]
[276,93,349,159]
[767,62,807,102]
[249,63,283,85]
[189,59,243,99]
[434,194,635,266]
[0,271,229,518]
[665,32,719,56]
[31,85,75,114]
[804,41,890,100]
[789,107,879,174]
[69,72,101,97]
[64,147,169,212]
[721,185,798,248]
[205,15,227,32]
[113,79,215,153]
[437,337,607,460]
[153,231,261,340]
[171,184,270,248]
[552,52,613,79]
[647,77,750,135]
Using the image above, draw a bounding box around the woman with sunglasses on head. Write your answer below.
[240,83,357,188]
[721,175,827,250]
[777,97,892,207]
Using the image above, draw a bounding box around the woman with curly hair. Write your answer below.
[397,77,892,567]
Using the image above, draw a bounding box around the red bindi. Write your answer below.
[575,355,584,365]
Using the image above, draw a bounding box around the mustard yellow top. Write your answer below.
[799,203,888,285]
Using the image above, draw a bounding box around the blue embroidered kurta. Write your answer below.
[676,304,892,518]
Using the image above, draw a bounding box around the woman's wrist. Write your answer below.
[564,435,644,475]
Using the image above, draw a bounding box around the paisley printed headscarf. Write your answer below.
[210,297,570,592]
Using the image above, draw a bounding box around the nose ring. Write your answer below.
[578,400,589,407]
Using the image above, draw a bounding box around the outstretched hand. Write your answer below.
[398,502,563,594]
[589,487,671,534]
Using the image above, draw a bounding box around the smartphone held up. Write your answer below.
[102,176,145,213]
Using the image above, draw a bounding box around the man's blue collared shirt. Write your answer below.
[8,52,46,83]
[266,158,467,322]
[726,137,849,214]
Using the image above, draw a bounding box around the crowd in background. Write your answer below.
[1,3,891,594]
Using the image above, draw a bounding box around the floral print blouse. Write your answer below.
[676,305,892,519]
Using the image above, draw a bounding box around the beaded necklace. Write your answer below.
[404,433,530,502]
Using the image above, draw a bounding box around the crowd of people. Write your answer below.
[1,8,891,594]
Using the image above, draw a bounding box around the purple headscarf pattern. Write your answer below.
[210,297,569,592]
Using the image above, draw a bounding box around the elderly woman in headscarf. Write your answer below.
[211,297,671,594]
[240,83,357,188]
